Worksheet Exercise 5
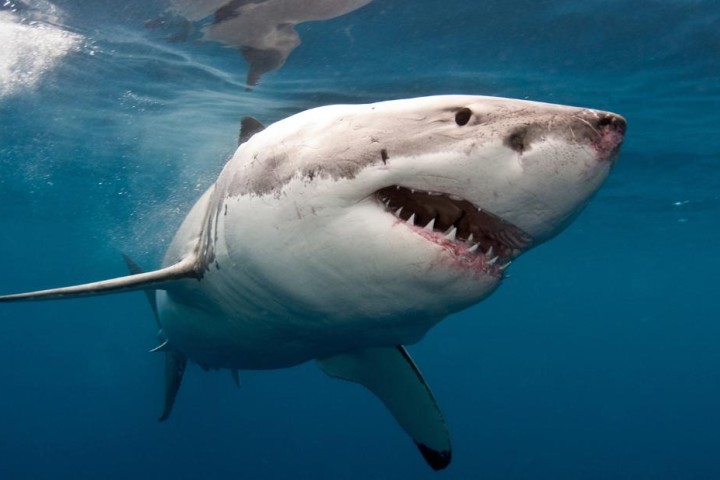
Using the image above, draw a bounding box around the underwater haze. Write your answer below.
[1,0,719,479]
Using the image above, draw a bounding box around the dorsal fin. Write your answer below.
[0,256,200,303]
[238,116,266,145]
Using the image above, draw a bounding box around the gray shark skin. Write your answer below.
[0,95,626,470]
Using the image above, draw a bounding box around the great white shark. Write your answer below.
[0,95,626,470]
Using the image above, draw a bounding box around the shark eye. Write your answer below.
[455,108,472,126]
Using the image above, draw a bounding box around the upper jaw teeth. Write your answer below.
[381,195,514,269]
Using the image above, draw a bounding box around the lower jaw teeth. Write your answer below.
[444,227,457,241]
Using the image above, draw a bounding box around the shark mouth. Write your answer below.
[376,186,533,276]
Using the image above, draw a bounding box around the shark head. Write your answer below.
[210,95,626,342]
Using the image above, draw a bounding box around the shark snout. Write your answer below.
[576,110,627,163]
[502,109,626,162]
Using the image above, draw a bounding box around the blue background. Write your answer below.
[1,1,718,478]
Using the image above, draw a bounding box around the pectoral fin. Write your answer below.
[318,346,451,470]
[0,256,200,303]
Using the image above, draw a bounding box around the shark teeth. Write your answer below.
[377,185,531,271]
[444,226,457,242]
[385,201,511,263]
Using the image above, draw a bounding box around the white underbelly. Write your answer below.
[155,283,441,370]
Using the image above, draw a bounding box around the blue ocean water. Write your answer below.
[0,0,718,478]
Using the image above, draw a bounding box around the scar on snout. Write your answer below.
[381,148,389,164]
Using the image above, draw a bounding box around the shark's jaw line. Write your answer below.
[373,185,532,277]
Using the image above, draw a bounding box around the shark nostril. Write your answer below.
[597,116,612,128]
[596,113,627,135]
[505,128,528,153]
